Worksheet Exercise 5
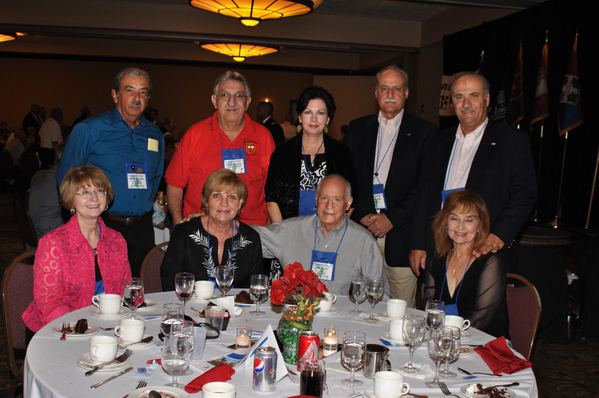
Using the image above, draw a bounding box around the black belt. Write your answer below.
[106,213,147,226]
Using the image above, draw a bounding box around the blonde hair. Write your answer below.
[201,169,248,213]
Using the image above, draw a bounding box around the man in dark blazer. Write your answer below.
[344,65,438,307]
[410,72,536,276]
[256,101,285,146]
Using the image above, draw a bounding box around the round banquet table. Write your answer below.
[24,290,538,398]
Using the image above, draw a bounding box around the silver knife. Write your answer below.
[90,366,133,389]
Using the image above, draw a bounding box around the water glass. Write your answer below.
[340,331,366,387]
[249,274,269,316]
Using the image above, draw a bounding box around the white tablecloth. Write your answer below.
[24,290,538,397]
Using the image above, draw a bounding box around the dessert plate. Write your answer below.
[52,322,100,337]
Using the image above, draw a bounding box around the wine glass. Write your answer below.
[441,326,461,378]
[402,314,426,373]
[215,266,234,297]
[162,331,191,388]
[425,300,445,333]
[340,331,366,387]
[175,272,195,318]
[160,303,184,337]
[123,277,144,319]
[425,326,453,388]
[364,277,384,323]
[249,274,269,316]
[348,275,366,314]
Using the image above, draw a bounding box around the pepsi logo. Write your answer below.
[254,358,265,373]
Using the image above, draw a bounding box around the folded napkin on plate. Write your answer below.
[474,336,532,375]
[395,364,435,380]
[352,314,387,326]
[210,296,243,317]
[184,363,235,393]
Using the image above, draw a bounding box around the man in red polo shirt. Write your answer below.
[165,71,275,227]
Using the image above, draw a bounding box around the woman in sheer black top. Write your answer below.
[422,190,509,338]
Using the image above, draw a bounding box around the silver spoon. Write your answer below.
[458,367,502,377]
[488,382,520,389]
[119,336,153,348]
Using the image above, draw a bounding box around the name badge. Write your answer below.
[126,162,148,189]
[222,148,247,174]
[311,250,337,281]
[299,189,317,216]
[373,183,387,210]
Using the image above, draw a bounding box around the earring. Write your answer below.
[105,206,109,211]
[324,125,329,134]
[297,124,302,133]
[70,208,75,215]
[445,227,449,232]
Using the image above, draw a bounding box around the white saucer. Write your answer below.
[379,332,406,345]
[235,302,256,308]
[362,388,376,398]
[127,386,190,398]
[460,346,474,356]
[136,299,157,311]
[52,322,100,337]
[461,330,471,339]
[118,334,155,348]
[77,353,131,371]
[91,307,130,318]
[379,311,403,320]
[460,384,515,398]
[316,306,340,315]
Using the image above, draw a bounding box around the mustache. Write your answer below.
[129,100,142,107]
[384,98,398,103]
[459,107,477,113]
[224,105,241,111]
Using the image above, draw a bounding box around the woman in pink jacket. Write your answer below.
[22,166,131,338]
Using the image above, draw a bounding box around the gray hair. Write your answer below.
[213,71,251,97]
[451,72,490,99]
[375,65,409,91]
[113,67,153,98]
[315,174,352,203]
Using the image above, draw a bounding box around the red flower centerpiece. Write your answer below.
[272,262,328,364]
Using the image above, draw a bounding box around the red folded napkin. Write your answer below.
[184,363,235,393]
[474,336,532,375]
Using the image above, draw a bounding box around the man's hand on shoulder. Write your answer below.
[409,250,427,276]
[473,233,504,257]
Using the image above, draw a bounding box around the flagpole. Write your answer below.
[549,132,568,228]
[533,120,544,222]
[586,144,599,229]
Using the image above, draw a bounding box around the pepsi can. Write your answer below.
[253,346,277,392]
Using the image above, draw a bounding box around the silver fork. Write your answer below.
[439,382,461,398]
[85,349,133,376]
[458,367,502,377]
[60,322,69,340]
[121,380,147,398]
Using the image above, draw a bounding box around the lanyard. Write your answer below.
[373,124,400,185]
[439,250,472,302]
[313,215,349,255]
[302,140,325,188]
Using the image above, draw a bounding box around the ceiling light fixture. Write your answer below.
[0,33,16,43]
[201,43,278,62]
[189,0,315,27]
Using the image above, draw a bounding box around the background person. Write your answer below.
[422,190,508,338]
[22,166,131,338]
[160,169,263,290]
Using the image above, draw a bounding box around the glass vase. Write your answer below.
[277,305,313,364]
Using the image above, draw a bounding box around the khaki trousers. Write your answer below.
[377,236,417,308]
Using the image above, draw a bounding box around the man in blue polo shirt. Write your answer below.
[57,67,165,276]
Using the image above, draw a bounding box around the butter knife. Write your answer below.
[90,366,133,389]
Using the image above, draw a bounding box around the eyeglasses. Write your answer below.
[76,190,107,199]
[216,93,248,102]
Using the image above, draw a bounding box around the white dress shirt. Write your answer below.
[444,117,489,190]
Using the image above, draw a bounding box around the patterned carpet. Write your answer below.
[0,192,597,397]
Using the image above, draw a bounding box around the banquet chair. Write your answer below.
[506,273,542,361]
[1,250,36,398]
[140,241,168,293]
[13,191,38,250]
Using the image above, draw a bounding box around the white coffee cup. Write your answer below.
[317,292,337,313]
[374,371,410,398]
[386,299,407,319]
[389,319,405,343]
[444,315,471,332]
[195,280,215,300]
[89,335,118,363]
[92,293,122,315]
[114,318,145,343]
[202,381,236,398]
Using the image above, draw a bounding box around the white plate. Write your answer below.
[76,353,131,371]
[136,299,157,311]
[52,322,100,337]
[127,386,190,398]
[118,334,155,348]
[235,302,255,308]
[460,346,474,355]
[461,330,471,339]
[460,384,516,398]
[379,332,406,345]
[90,307,130,318]
[316,306,340,316]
